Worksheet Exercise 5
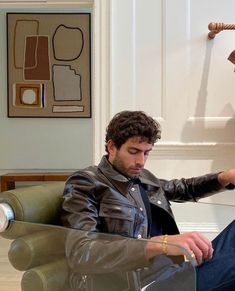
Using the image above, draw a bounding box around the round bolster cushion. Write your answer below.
[0,182,65,239]
[21,259,70,291]
[8,229,66,271]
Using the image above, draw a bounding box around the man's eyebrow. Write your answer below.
[128,147,152,152]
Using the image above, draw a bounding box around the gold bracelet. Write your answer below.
[162,234,168,255]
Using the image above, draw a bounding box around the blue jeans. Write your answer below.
[196,220,235,291]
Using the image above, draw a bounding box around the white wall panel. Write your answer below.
[111,0,235,167]
[167,0,235,143]
[111,0,136,114]
[111,0,164,118]
[110,0,235,231]
[111,0,235,143]
[134,0,163,117]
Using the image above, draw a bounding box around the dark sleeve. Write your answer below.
[65,229,152,274]
[61,171,153,273]
[225,183,235,190]
[61,170,101,232]
[160,173,227,202]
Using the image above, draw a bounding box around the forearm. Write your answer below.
[146,232,213,266]
[66,231,151,273]
[145,235,166,259]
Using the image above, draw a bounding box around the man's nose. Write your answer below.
[136,153,145,166]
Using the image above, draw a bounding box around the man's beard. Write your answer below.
[112,156,129,177]
[112,155,141,178]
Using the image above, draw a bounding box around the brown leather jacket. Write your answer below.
[62,155,224,236]
[61,156,225,291]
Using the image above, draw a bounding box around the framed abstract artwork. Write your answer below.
[7,13,91,117]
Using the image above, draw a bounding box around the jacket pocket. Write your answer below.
[99,202,135,237]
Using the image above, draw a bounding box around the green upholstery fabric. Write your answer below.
[8,229,66,271]
[21,259,69,291]
[0,182,65,239]
[0,182,70,291]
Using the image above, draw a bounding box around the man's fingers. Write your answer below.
[193,232,214,260]
[180,232,213,265]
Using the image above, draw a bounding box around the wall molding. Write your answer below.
[93,0,111,164]
[188,116,235,122]
[151,142,235,158]
[177,222,219,234]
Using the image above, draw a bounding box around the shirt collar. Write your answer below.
[98,155,160,195]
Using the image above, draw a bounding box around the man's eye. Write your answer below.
[129,150,138,154]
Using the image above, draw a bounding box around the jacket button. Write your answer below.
[137,234,142,239]
[131,187,135,191]
[157,200,162,205]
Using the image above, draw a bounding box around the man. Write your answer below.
[61,110,235,291]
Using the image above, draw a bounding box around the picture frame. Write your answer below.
[7,12,91,118]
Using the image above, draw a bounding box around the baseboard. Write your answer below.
[177,222,220,234]
[178,222,220,241]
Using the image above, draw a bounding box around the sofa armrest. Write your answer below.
[0,182,65,239]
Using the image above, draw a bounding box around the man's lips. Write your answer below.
[130,168,142,173]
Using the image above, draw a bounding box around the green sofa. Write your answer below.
[0,182,197,291]
[0,182,69,291]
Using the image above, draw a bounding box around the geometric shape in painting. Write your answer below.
[13,20,39,69]
[13,83,45,108]
[52,24,84,61]
[52,65,81,101]
[24,35,50,81]
[52,105,84,113]
[22,89,37,104]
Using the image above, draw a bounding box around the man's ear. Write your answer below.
[106,140,116,157]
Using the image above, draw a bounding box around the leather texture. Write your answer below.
[61,155,224,290]
[62,155,223,238]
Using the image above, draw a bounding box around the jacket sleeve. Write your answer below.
[160,173,226,202]
[61,170,152,273]
[65,228,153,274]
[61,170,101,232]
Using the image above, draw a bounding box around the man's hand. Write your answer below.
[145,232,213,266]
[218,169,235,187]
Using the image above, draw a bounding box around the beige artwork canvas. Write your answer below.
[7,13,91,117]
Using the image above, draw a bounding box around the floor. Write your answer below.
[0,238,22,291]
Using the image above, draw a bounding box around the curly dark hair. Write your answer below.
[105,111,161,152]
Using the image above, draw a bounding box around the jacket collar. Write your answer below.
[98,155,160,195]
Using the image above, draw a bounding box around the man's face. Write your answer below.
[107,137,153,178]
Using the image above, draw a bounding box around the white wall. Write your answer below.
[109,0,235,236]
